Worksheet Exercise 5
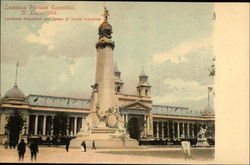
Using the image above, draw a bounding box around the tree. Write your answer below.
[209,57,216,77]
[53,112,68,137]
[5,110,25,146]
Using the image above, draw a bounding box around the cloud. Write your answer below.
[59,73,69,83]
[153,36,211,64]
[152,78,208,104]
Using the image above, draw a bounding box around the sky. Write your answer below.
[1,2,214,111]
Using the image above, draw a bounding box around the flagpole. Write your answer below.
[15,62,19,86]
[208,88,210,107]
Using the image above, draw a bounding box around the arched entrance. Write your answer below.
[127,117,140,140]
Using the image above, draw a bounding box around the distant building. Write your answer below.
[0,72,215,144]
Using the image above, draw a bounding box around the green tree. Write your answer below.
[53,112,68,137]
[5,110,25,146]
[209,57,216,77]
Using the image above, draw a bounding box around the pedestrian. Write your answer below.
[81,141,86,152]
[4,141,9,149]
[92,140,96,150]
[181,141,192,160]
[17,139,26,161]
[9,141,13,149]
[29,140,39,161]
[13,141,17,149]
[65,139,70,152]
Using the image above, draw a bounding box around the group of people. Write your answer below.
[65,140,96,152]
[80,140,96,152]
[16,139,39,161]
[6,138,97,161]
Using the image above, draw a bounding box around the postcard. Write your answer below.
[0,1,249,164]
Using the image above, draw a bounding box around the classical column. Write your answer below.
[125,114,128,127]
[74,117,77,135]
[156,121,159,138]
[122,115,125,126]
[172,122,175,138]
[66,117,70,136]
[26,114,30,135]
[147,116,150,135]
[187,123,190,138]
[34,115,38,135]
[167,122,170,137]
[22,114,28,135]
[192,123,195,138]
[161,122,164,138]
[144,115,147,136]
[0,113,5,134]
[182,123,185,138]
[177,122,180,138]
[43,115,47,135]
[51,116,54,135]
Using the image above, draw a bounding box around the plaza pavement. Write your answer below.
[0,145,215,164]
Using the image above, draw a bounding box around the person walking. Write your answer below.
[17,139,26,161]
[181,141,192,160]
[81,141,86,152]
[29,141,39,161]
[92,140,96,150]
[65,139,70,152]
[4,141,9,149]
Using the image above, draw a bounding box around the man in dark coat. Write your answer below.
[92,140,96,150]
[81,141,86,152]
[17,139,26,161]
[29,141,39,161]
[65,139,70,152]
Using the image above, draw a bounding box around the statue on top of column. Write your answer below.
[103,7,109,22]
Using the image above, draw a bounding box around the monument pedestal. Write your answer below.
[196,138,210,147]
[70,127,138,148]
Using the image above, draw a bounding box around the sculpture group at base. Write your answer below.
[196,127,210,147]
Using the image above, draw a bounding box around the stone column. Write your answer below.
[177,122,180,138]
[34,115,38,135]
[122,115,125,126]
[0,113,5,134]
[167,122,170,138]
[192,123,195,138]
[161,122,164,138]
[147,116,150,135]
[172,122,175,138]
[66,117,69,136]
[187,123,190,138]
[26,114,30,135]
[74,117,77,135]
[182,123,185,138]
[125,114,128,127]
[51,116,54,136]
[43,115,47,135]
[156,121,159,138]
[144,115,147,136]
[22,113,29,135]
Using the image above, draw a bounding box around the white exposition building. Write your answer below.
[0,7,214,145]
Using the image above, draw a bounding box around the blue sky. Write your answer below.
[1,2,214,111]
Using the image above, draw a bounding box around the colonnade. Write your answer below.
[26,114,84,136]
[153,120,207,139]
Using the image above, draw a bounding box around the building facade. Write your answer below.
[0,73,215,145]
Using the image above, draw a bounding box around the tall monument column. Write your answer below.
[71,7,138,148]
[95,7,117,120]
